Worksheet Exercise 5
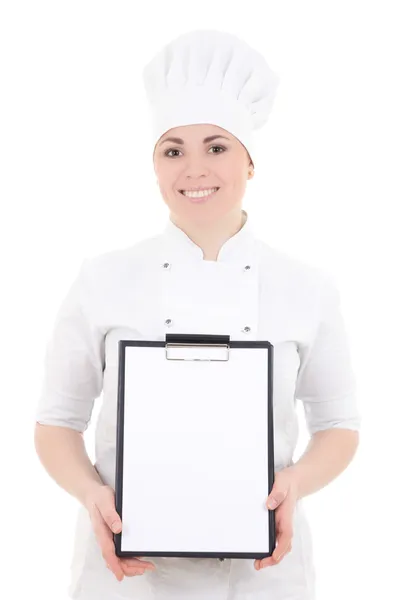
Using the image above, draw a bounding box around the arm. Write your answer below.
[260,270,362,570]
[292,269,362,496]
[34,260,157,580]
[34,423,103,508]
[288,428,359,499]
[34,422,156,579]
[260,428,360,569]
[34,258,105,506]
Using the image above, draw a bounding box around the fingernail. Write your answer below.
[111,521,121,532]
[267,498,277,509]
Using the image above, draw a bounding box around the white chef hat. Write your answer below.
[142,29,279,167]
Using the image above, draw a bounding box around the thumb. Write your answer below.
[105,509,122,534]
[266,484,288,510]
[110,517,122,534]
[97,487,123,533]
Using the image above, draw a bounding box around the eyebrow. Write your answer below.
[159,135,230,146]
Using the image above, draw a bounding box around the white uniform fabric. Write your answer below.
[35,209,361,599]
[142,29,280,168]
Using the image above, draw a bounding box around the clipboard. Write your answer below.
[114,333,276,560]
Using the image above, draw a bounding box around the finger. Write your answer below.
[120,558,157,577]
[273,528,292,562]
[90,504,124,580]
[121,565,146,577]
[95,488,123,534]
[121,557,156,571]
[255,556,275,569]
[267,484,288,510]
[274,508,292,543]
[256,545,291,570]
[121,562,155,576]
[103,543,125,581]
[102,506,122,534]
[272,542,292,564]
[91,502,118,542]
[255,536,293,570]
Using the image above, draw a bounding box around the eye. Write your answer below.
[164,148,182,158]
[164,145,226,158]
[209,145,226,154]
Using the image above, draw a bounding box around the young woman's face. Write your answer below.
[153,123,253,224]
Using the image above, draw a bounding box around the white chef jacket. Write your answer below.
[35,209,361,600]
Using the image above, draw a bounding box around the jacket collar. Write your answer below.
[160,209,257,265]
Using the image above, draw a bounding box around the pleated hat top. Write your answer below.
[142,28,280,167]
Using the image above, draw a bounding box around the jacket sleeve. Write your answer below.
[35,258,105,432]
[295,271,361,435]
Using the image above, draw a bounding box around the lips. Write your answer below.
[178,187,220,203]
[179,187,220,194]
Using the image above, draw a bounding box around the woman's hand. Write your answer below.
[254,467,300,570]
[85,483,156,581]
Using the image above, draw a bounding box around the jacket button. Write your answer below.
[162,262,171,269]
[164,319,173,326]
[242,326,251,333]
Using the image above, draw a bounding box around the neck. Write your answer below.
[169,208,247,262]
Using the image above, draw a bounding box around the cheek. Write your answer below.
[158,182,183,210]
[156,171,177,194]
[228,171,247,192]
[218,156,247,182]
[215,158,234,179]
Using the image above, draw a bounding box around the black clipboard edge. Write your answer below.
[114,336,275,560]
[114,338,126,556]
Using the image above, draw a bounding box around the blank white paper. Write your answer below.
[120,344,271,555]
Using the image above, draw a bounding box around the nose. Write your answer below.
[184,163,210,179]
[185,172,209,180]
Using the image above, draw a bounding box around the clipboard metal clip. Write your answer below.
[165,334,230,362]
[166,342,229,361]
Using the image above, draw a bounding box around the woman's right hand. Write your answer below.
[85,483,156,581]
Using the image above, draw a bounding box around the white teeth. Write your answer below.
[181,187,219,198]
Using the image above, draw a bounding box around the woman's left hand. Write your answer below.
[254,467,300,570]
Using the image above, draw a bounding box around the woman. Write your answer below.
[34,29,361,600]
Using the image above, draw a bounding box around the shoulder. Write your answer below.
[255,238,340,328]
[82,233,163,286]
[256,238,332,292]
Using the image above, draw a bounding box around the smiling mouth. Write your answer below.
[178,187,220,196]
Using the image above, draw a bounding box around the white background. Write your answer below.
[1,1,399,598]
